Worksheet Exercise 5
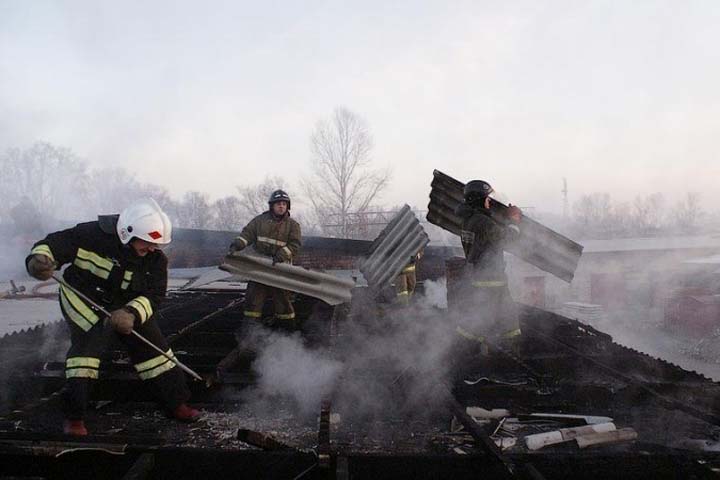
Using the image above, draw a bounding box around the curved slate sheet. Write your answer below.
[426,170,583,283]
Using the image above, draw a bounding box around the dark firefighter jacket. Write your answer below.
[234,211,302,262]
[26,215,167,332]
[455,203,519,281]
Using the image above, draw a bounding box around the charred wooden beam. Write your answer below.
[317,399,331,469]
[167,298,244,345]
[447,400,516,477]
[236,429,293,451]
[523,323,720,426]
[121,453,155,480]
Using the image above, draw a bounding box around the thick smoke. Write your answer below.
[239,279,461,423]
[509,245,720,381]
[0,237,31,282]
[240,328,342,418]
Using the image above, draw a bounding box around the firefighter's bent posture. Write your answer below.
[453,180,523,349]
[26,198,199,436]
[229,190,302,330]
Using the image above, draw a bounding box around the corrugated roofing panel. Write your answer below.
[427,170,583,283]
[359,205,430,290]
[220,253,355,305]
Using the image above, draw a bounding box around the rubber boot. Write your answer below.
[170,403,201,423]
[63,419,88,436]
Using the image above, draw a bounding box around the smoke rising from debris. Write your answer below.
[240,328,342,418]
[240,279,463,423]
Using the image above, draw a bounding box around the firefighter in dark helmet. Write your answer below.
[229,189,302,330]
[452,180,523,353]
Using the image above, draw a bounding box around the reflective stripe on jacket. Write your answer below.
[27,216,167,330]
[234,211,302,260]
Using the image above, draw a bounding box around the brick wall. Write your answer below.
[167,228,461,281]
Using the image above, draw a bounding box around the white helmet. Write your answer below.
[117,198,173,245]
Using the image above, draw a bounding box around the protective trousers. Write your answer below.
[395,266,417,306]
[451,281,521,382]
[455,281,520,340]
[62,315,190,420]
[242,281,296,329]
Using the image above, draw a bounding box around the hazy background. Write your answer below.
[2,0,719,216]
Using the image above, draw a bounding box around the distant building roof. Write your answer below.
[581,235,720,254]
[684,254,720,265]
[687,294,720,305]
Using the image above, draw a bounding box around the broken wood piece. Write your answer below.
[526,413,613,425]
[493,437,517,450]
[318,399,332,468]
[121,453,155,480]
[575,428,638,449]
[236,429,293,450]
[466,407,511,419]
[525,422,616,450]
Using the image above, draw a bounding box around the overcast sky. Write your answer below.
[1,0,719,214]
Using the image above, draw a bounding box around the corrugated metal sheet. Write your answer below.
[220,253,355,305]
[426,170,583,283]
[360,205,430,290]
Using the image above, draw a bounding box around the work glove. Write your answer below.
[272,248,291,264]
[506,204,522,224]
[108,308,135,335]
[27,254,55,280]
[228,238,246,254]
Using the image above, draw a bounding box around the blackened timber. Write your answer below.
[523,323,720,426]
[318,399,331,469]
[0,391,64,423]
[121,453,155,480]
[167,298,244,345]
[447,400,517,478]
[236,429,293,451]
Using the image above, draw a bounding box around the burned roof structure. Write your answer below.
[3,284,720,479]
[2,204,720,479]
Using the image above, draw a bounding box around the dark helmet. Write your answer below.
[463,180,494,207]
[268,189,291,210]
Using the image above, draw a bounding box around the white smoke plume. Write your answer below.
[249,331,342,417]
[239,279,460,423]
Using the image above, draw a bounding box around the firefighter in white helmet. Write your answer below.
[25,198,199,436]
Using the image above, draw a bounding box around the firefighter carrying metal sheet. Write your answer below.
[229,189,302,330]
[395,250,423,306]
[25,198,199,436]
[453,180,522,351]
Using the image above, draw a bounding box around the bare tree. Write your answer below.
[212,195,245,231]
[236,175,287,221]
[176,191,214,229]
[672,192,703,232]
[631,193,665,235]
[0,142,90,225]
[88,167,173,217]
[572,193,613,236]
[303,107,390,238]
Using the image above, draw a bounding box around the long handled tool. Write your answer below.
[51,274,204,382]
